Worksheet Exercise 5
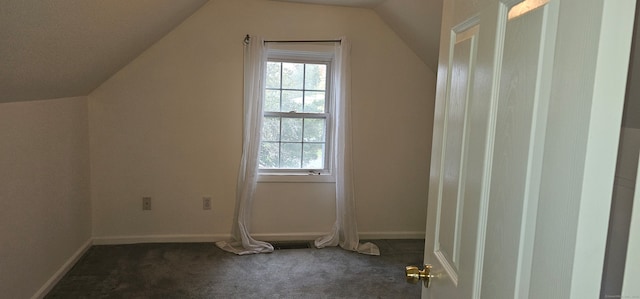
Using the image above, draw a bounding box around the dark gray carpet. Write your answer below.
[45,239,424,299]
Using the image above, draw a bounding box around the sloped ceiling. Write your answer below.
[271,0,386,8]
[275,0,442,70]
[0,0,208,103]
[374,0,442,71]
[0,0,441,103]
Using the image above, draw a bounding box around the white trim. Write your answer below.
[358,231,425,240]
[514,2,557,298]
[252,232,327,241]
[260,50,335,175]
[473,3,508,298]
[92,232,425,245]
[258,173,335,183]
[435,249,459,286]
[92,234,230,245]
[256,231,425,240]
[570,0,635,297]
[31,238,93,299]
[267,47,334,62]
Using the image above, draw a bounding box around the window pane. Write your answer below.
[261,58,331,172]
[282,63,304,89]
[305,64,327,91]
[304,91,325,113]
[282,90,303,112]
[303,118,325,142]
[262,117,280,141]
[266,62,281,89]
[264,90,280,112]
[303,143,325,169]
[281,143,302,168]
[259,142,280,168]
[281,118,302,142]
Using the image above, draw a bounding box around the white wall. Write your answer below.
[0,96,92,299]
[89,0,435,241]
[374,0,442,71]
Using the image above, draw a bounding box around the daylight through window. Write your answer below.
[259,56,331,173]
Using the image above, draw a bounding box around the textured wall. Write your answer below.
[0,96,92,298]
[89,0,435,241]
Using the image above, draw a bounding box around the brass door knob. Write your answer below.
[405,264,434,288]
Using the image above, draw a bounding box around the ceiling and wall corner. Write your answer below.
[269,0,386,8]
[373,0,441,71]
[272,0,443,71]
[0,0,442,103]
[0,0,208,103]
[87,0,435,240]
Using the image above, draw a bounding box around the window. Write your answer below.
[259,51,333,175]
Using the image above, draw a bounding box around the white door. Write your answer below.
[421,0,636,298]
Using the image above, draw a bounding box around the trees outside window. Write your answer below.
[259,57,332,174]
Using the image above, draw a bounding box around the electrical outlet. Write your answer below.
[142,197,152,210]
[203,197,212,210]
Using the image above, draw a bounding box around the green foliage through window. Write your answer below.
[260,60,329,171]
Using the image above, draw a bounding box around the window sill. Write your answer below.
[258,173,336,183]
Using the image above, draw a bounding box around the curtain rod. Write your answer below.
[244,34,341,45]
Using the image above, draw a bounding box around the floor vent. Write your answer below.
[270,241,314,250]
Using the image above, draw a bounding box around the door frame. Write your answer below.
[528,0,636,298]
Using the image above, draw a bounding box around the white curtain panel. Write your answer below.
[216,36,274,255]
[314,38,380,256]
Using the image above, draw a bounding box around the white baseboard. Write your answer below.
[358,231,425,239]
[92,231,425,245]
[31,238,93,299]
[252,232,327,241]
[254,232,426,241]
[254,231,425,240]
[92,234,231,245]
[93,233,325,244]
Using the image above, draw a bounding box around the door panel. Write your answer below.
[434,23,478,286]
[423,0,636,298]
[425,0,497,297]
[481,5,549,298]
[424,0,554,298]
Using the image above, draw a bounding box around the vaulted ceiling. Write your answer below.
[0,0,209,103]
[0,0,442,103]
[276,0,442,72]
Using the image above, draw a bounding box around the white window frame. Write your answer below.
[258,48,335,183]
